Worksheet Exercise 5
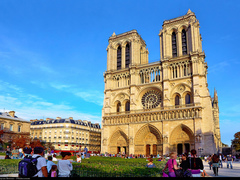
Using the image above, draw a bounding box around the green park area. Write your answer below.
[0,156,166,177]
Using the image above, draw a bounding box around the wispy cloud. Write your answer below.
[0,80,102,123]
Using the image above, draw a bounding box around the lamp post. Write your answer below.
[198,147,203,157]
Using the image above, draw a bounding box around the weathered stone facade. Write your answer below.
[101,10,221,156]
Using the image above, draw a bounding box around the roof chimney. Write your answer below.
[9,111,15,118]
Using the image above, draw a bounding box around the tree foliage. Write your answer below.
[232,131,240,151]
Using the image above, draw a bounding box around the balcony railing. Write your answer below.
[104,103,200,116]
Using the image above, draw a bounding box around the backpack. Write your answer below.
[18,155,41,177]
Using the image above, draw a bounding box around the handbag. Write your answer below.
[172,159,184,177]
[162,172,169,177]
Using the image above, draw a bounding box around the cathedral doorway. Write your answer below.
[170,124,194,154]
[109,129,129,155]
[135,124,163,156]
[146,144,150,156]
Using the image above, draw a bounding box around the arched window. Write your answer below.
[185,94,191,105]
[116,102,121,112]
[125,101,130,111]
[172,32,177,57]
[117,46,122,70]
[175,95,180,107]
[182,29,187,55]
[125,43,131,68]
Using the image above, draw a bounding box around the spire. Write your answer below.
[112,32,116,37]
[187,9,192,14]
[214,88,218,102]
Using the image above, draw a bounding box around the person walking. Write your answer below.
[227,154,233,169]
[32,147,48,177]
[211,154,219,176]
[162,152,182,177]
[188,149,204,177]
[219,153,223,168]
[57,152,73,177]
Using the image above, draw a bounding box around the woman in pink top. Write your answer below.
[162,152,182,177]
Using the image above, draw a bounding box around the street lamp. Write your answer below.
[198,147,203,157]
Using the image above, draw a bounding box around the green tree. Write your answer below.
[232,131,240,151]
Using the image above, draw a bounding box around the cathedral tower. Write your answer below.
[101,10,221,156]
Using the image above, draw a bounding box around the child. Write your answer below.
[76,154,81,163]
[51,165,57,177]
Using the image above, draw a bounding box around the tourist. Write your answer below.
[211,154,219,176]
[146,158,156,168]
[207,155,212,170]
[188,149,203,177]
[76,154,81,163]
[52,154,58,161]
[5,145,11,158]
[227,154,233,169]
[219,153,223,168]
[162,152,182,177]
[47,156,56,174]
[23,143,32,157]
[18,147,23,159]
[50,165,58,177]
[12,147,19,159]
[84,146,88,157]
[32,147,48,177]
[57,152,73,177]
[180,153,189,172]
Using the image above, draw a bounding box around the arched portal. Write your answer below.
[169,124,194,155]
[109,129,129,155]
[134,124,163,156]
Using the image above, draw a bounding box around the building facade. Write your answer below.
[101,10,221,156]
[30,117,101,152]
[0,111,31,147]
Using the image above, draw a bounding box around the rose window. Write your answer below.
[141,90,162,109]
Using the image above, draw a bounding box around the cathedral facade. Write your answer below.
[101,10,221,156]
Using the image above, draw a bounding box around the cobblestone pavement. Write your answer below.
[203,160,240,177]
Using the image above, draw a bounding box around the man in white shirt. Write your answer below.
[57,152,73,177]
[32,147,48,177]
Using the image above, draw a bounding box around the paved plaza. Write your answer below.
[203,160,240,177]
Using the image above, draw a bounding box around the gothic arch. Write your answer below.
[134,124,163,155]
[112,92,130,105]
[169,124,194,154]
[170,83,191,97]
[109,129,129,154]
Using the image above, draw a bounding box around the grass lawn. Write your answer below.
[0,156,166,177]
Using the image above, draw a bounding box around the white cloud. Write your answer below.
[0,80,102,124]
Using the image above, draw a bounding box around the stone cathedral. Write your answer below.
[101,10,222,156]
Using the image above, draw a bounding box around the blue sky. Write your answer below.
[0,0,239,146]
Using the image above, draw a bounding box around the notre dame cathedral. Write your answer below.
[101,9,222,156]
